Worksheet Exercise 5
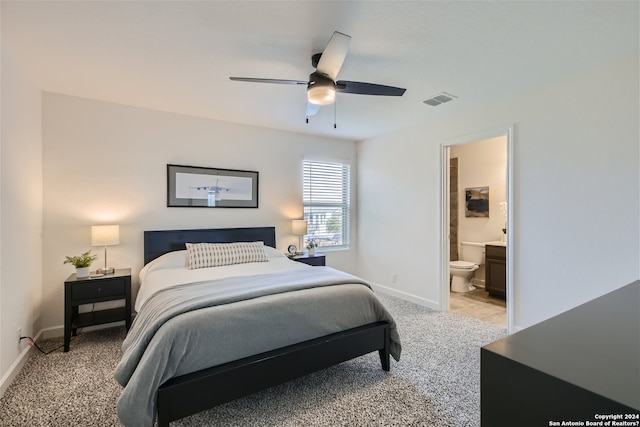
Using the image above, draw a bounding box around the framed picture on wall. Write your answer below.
[167,164,259,208]
[465,186,489,217]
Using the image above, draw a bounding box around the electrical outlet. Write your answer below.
[391,273,397,284]
[17,328,22,344]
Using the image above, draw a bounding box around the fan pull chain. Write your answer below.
[334,98,337,129]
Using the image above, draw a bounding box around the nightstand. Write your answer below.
[64,268,131,352]
[292,253,326,266]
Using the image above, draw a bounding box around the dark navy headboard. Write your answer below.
[143,226,276,265]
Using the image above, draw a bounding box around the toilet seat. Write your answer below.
[450,260,476,269]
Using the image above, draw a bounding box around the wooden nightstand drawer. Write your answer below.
[71,279,125,300]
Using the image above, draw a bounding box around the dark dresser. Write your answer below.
[481,281,639,426]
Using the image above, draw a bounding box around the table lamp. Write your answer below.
[91,225,120,274]
[291,219,308,254]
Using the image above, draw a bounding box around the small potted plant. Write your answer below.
[306,239,318,256]
[64,250,98,278]
[499,201,508,242]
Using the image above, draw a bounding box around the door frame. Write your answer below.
[439,124,514,333]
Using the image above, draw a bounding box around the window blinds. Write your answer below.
[302,160,350,248]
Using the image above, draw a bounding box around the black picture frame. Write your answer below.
[167,164,259,208]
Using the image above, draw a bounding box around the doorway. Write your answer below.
[440,126,513,333]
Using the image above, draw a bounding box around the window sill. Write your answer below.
[316,245,350,253]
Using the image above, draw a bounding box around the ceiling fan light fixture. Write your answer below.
[307,72,336,105]
[307,85,336,105]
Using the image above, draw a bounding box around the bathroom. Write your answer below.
[449,136,507,326]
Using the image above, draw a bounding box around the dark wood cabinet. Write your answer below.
[292,253,326,266]
[485,244,506,298]
[482,281,640,426]
[64,268,131,352]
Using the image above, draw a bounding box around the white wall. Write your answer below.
[41,93,357,332]
[451,136,507,246]
[0,44,43,393]
[357,55,639,330]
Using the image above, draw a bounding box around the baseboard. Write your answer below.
[0,328,44,398]
[369,282,440,311]
[41,320,126,340]
[472,278,486,288]
[0,320,126,398]
[41,325,64,340]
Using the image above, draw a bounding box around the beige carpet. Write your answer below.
[0,293,506,426]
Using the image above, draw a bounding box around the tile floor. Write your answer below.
[449,287,506,327]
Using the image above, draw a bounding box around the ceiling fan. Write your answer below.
[229,31,406,117]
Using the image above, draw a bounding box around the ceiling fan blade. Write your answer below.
[336,81,406,97]
[229,77,308,85]
[315,31,351,81]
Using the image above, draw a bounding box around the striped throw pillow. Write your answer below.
[185,241,268,269]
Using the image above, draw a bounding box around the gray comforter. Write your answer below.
[114,266,401,427]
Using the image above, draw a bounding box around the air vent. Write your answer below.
[423,92,457,106]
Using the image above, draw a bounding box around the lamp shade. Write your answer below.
[291,220,308,236]
[91,225,120,246]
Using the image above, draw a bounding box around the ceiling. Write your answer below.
[2,1,637,141]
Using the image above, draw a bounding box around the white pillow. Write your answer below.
[186,241,268,269]
[139,250,188,282]
[263,245,288,259]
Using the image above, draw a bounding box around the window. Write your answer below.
[303,159,351,249]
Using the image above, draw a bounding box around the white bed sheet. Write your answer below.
[135,250,309,312]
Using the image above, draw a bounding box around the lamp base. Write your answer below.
[97,267,115,274]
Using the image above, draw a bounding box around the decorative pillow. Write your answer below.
[185,241,268,269]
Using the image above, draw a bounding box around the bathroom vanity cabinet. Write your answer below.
[485,244,506,298]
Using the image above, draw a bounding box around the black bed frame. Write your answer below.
[142,227,391,427]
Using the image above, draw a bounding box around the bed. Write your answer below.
[114,226,401,427]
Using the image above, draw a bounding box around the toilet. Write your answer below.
[450,241,485,293]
